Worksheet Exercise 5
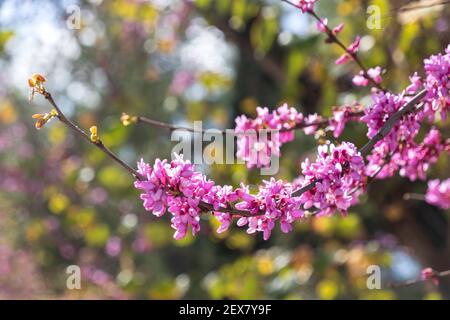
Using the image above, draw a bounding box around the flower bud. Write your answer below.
[120,113,138,126]
[90,125,99,143]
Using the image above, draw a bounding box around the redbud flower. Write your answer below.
[299,142,365,215]
[422,44,450,121]
[352,74,369,87]
[235,104,304,168]
[367,67,383,84]
[295,0,319,13]
[335,53,351,65]
[347,36,361,54]
[303,113,323,135]
[421,267,439,285]
[327,105,363,138]
[332,23,344,35]
[316,18,328,33]
[235,178,303,240]
[426,179,450,210]
[354,67,382,87]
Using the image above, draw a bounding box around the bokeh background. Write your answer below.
[0,0,449,299]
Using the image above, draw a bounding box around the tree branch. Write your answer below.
[35,85,426,218]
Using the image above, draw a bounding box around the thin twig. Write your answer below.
[387,269,450,288]
[42,91,143,181]
[136,112,361,135]
[403,193,426,201]
[359,90,427,156]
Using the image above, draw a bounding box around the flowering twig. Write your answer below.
[281,0,384,91]
[387,268,450,288]
[292,89,426,198]
[28,75,427,219]
[359,90,427,156]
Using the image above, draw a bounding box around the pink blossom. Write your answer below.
[398,128,445,181]
[316,18,328,33]
[426,179,450,210]
[299,142,365,215]
[352,74,369,87]
[367,66,383,84]
[135,154,218,239]
[406,72,422,94]
[295,0,319,13]
[347,36,361,54]
[235,178,303,240]
[235,104,304,168]
[327,105,363,138]
[362,45,450,181]
[335,53,351,65]
[332,23,344,35]
[421,267,439,285]
[422,44,450,121]
[303,113,324,135]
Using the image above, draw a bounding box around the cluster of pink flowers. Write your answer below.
[397,129,447,181]
[235,104,304,168]
[234,179,303,240]
[135,154,235,240]
[136,141,369,240]
[363,47,450,181]
[299,142,365,215]
[135,154,306,240]
[426,179,450,210]
[422,44,450,121]
[335,36,361,65]
[295,0,318,13]
[235,103,367,168]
